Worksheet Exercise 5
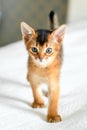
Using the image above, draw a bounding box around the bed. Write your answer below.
[0,21,87,130]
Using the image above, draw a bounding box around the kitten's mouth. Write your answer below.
[39,58,43,62]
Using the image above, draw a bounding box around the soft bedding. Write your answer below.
[0,21,87,130]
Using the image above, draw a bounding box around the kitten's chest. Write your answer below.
[28,57,59,83]
[29,68,48,83]
[33,72,48,83]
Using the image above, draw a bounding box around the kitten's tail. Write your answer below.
[49,10,59,30]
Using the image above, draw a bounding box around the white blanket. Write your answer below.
[0,21,87,130]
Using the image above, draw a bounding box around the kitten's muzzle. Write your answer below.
[39,58,43,62]
[38,55,44,62]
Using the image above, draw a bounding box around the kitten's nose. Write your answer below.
[38,54,44,62]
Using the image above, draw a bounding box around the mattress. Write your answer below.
[0,21,87,130]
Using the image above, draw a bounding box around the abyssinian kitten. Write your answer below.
[21,11,66,123]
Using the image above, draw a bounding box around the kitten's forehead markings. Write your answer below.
[35,32,39,46]
[45,42,48,47]
[36,41,39,47]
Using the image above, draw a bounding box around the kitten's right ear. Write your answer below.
[20,22,35,40]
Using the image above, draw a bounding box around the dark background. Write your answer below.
[0,0,68,46]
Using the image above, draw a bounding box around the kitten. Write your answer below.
[21,11,66,123]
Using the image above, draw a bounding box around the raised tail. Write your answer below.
[49,10,59,30]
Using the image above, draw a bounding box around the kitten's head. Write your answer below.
[21,22,66,67]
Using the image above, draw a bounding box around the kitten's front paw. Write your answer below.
[32,101,45,108]
[47,114,62,123]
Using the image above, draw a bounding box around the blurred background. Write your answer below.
[0,0,87,46]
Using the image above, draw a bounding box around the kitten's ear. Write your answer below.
[50,24,66,43]
[20,22,35,40]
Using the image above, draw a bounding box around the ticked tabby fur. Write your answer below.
[21,11,66,123]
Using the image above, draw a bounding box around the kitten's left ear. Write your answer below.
[50,24,66,43]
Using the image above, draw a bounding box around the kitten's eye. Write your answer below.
[31,47,38,53]
[46,48,52,54]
